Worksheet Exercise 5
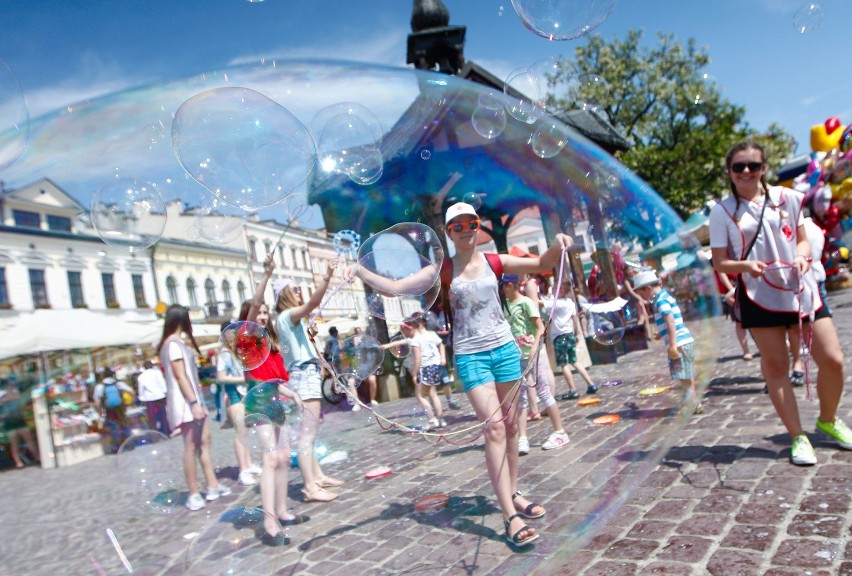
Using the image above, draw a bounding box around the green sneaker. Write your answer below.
[816,418,852,449]
[790,434,816,466]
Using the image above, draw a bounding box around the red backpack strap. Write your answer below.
[440,257,453,287]
[484,253,503,279]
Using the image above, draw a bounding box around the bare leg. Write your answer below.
[735,322,751,356]
[428,385,443,420]
[297,400,337,499]
[751,327,802,439]
[466,381,539,541]
[9,430,24,467]
[196,418,220,490]
[572,363,596,388]
[809,317,845,423]
[414,383,434,418]
[229,402,251,472]
[260,427,282,536]
[561,365,577,393]
[181,423,200,494]
[787,325,803,375]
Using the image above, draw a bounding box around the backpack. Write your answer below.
[439,253,504,330]
[103,379,123,409]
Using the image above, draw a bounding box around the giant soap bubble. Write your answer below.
[91,178,167,252]
[0,59,29,173]
[511,0,618,41]
[4,59,718,575]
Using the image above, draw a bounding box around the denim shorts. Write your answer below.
[288,363,322,401]
[455,340,522,392]
[669,341,696,381]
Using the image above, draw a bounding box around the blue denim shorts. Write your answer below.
[455,340,522,392]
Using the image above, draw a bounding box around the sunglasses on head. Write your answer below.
[448,219,481,233]
[730,161,764,173]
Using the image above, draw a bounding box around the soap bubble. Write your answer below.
[793,2,823,33]
[575,73,610,115]
[357,222,444,298]
[332,334,384,381]
[312,102,383,186]
[116,431,181,515]
[239,412,277,463]
[219,321,271,371]
[192,192,246,244]
[387,333,411,359]
[172,86,316,212]
[365,276,441,320]
[91,178,167,253]
[243,379,294,426]
[461,192,483,211]
[510,0,617,41]
[0,59,29,173]
[588,309,626,345]
[14,59,719,573]
[689,72,718,106]
[504,57,579,125]
[530,119,569,158]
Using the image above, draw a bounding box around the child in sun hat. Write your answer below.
[631,269,702,414]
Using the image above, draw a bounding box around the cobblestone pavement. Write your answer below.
[1,290,851,576]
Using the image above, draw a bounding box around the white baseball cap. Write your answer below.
[272,278,291,300]
[445,202,479,225]
[631,270,659,289]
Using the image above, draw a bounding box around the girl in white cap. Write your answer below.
[354,202,573,547]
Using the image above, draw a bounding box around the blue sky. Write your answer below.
[0,0,850,224]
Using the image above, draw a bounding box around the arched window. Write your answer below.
[237,280,247,303]
[186,278,198,307]
[166,276,179,305]
[204,278,216,305]
[222,280,232,309]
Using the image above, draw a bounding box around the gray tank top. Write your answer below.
[450,254,514,355]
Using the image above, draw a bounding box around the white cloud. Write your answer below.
[227,30,409,69]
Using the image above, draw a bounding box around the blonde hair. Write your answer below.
[275,286,301,313]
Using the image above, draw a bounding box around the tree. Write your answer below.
[551,30,796,217]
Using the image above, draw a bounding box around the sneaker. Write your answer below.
[541,431,569,450]
[370,400,380,408]
[247,464,263,476]
[428,417,440,430]
[239,470,258,486]
[206,484,233,501]
[790,434,817,466]
[351,403,361,412]
[693,402,704,415]
[447,399,461,410]
[586,384,599,394]
[561,390,580,400]
[816,418,852,449]
[186,493,206,511]
[518,436,530,456]
[439,418,447,428]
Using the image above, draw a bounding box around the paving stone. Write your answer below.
[719,524,777,551]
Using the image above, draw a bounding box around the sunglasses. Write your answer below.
[448,219,481,233]
[730,161,764,173]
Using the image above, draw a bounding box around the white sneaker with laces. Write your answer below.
[542,431,570,450]
[239,470,258,486]
[518,436,530,456]
[206,484,232,501]
[186,493,206,511]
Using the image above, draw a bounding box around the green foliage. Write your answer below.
[551,30,796,219]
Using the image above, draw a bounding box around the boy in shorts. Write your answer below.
[632,270,703,414]
[545,281,598,400]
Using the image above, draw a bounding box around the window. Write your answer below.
[0,267,9,306]
[278,245,286,268]
[29,269,49,307]
[102,273,117,307]
[47,215,72,232]
[204,278,216,305]
[237,280,247,303]
[67,271,85,308]
[132,274,147,307]
[264,241,272,260]
[186,278,198,307]
[528,245,540,256]
[166,276,178,305]
[13,210,40,228]
[291,247,299,269]
[222,280,232,309]
[249,240,258,261]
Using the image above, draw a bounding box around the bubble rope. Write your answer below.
[299,247,572,443]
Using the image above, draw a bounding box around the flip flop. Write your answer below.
[278,514,310,526]
[790,371,805,387]
[512,491,545,519]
